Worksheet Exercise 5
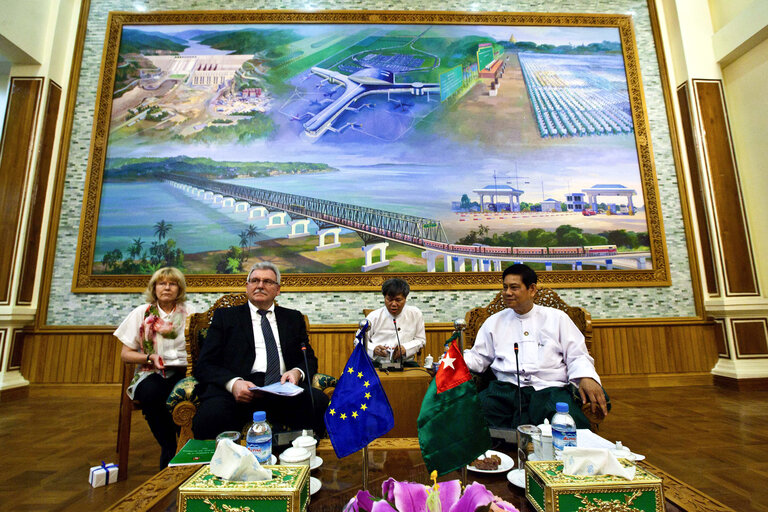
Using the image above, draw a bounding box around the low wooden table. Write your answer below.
[107,438,735,512]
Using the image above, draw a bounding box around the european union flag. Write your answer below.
[324,342,394,458]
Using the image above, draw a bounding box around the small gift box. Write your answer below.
[89,461,119,488]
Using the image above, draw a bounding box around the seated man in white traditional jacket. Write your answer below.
[464,263,609,429]
[364,278,426,367]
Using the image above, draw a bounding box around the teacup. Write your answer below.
[279,446,311,467]
[292,430,318,460]
[215,431,241,446]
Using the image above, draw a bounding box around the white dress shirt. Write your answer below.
[364,305,426,363]
[225,302,303,393]
[464,304,600,390]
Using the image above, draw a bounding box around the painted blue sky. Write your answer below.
[125,23,622,48]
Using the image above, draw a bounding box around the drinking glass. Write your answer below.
[516,424,542,470]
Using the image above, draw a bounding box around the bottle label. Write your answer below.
[247,436,272,463]
[552,427,577,451]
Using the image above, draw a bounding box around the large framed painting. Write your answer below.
[73,10,670,292]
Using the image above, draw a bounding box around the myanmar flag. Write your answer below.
[324,342,394,458]
[417,339,491,475]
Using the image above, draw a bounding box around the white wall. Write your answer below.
[0,0,58,65]
[721,36,768,298]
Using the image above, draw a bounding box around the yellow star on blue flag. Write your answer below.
[324,342,394,458]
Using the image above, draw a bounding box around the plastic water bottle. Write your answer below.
[551,402,577,459]
[246,411,272,464]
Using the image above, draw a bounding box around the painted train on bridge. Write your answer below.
[422,240,618,258]
[310,217,618,258]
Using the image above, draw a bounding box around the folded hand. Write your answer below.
[578,377,608,417]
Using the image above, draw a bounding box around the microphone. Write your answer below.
[300,343,316,416]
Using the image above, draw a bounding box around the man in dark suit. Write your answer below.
[192,262,329,440]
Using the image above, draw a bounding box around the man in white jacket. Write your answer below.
[364,278,426,367]
[464,264,608,429]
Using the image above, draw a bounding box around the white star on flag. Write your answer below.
[441,355,456,369]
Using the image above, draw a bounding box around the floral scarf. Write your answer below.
[126,302,187,399]
[139,302,187,359]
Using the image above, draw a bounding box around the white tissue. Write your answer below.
[561,447,636,480]
[209,439,273,482]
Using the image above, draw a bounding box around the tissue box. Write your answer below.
[178,465,309,512]
[89,462,119,487]
[525,460,664,512]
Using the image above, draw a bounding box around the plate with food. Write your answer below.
[467,450,515,473]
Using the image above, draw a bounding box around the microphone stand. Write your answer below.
[379,318,404,372]
[355,319,371,490]
[300,343,316,430]
[508,342,526,487]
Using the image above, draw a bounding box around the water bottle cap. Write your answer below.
[253,411,266,422]
[555,402,569,413]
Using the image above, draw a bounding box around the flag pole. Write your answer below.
[454,319,468,487]
[362,445,369,490]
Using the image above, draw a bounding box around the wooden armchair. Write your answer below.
[168,293,337,452]
[463,287,607,430]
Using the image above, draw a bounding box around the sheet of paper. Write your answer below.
[248,381,304,396]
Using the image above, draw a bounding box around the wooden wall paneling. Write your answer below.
[97,334,111,383]
[691,324,710,369]
[64,335,78,382]
[714,319,728,357]
[52,335,64,382]
[0,77,43,304]
[18,323,719,385]
[17,81,62,305]
[21,332,36,381]
[677,83,719,296]
[732,319,768,357]
[620,326,632,374]
[9,330,24,370]
[668,326,684,372]
[0,329,6,369]
[693,79,758,296]
[674,325,690,372]
[655,327,666,373]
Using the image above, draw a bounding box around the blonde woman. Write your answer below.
[115,267,194,468]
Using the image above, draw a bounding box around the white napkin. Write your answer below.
[561,447,636,480]
[209,439,272,482]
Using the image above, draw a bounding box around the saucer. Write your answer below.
[310,476,321,495]
[507,468,526,488]
[310,455,323,470]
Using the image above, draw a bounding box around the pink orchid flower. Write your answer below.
[343,478,518,512]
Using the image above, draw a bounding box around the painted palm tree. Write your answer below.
[238,230,250,259]
[153,220,173,241]
[129,237,144,259]
[246,224,259,252]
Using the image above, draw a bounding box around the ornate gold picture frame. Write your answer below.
[73,10,670,292]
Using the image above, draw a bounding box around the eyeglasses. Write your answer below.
[248,278,278,287]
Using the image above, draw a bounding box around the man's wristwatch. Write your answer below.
[146,353,152,365]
